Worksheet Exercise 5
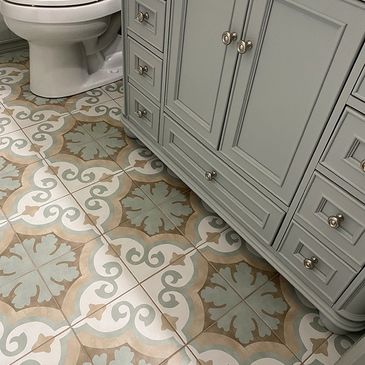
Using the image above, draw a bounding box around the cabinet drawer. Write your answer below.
[353,65,365,103]
[127,84,160,142]
[127,0,166,52]
[127,37,163,104]
[296,173,365,268]
[278,221,356,304]
[321,107,365,196]
[162,115,285,245]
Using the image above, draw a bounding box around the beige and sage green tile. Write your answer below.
[11,328,90,365]
[0,103,19,136]
[246,275,332,363]
[104,225,195,283]
[158,190,228,246]
[101,80,124,100]
[73,285,184,364]
[142,249,242,344]
[2,160,69,220]
[38,236,138,326]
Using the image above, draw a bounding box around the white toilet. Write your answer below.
[0,0,123,98]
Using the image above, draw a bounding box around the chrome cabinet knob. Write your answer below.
[361,160,365,172]
[136,109,147,118]
[222,31,237,46]
[205,170,217,181]
[136,11,149,23]
[328,214,344,229]
[138,65,148,75]
[303,256,318,270]
[237,40,253,54]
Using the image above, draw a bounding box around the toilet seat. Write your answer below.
[0,0,120,23]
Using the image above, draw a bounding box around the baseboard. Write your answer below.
[0,39,28,54]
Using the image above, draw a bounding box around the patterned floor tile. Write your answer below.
[0,103,19,136]
[303,332,362,365]
[46,153,123,193]
[38,236,138,326]
[12,328,91,365]
[198,227,277,300]
[114,96,124,108]
[126,156,190,206]
[187,300,304,364]
[2,160,69,220]
[101,79,124,100]
[0,129,41,165]
[0,63,29,105]
[161,346,201,365]
[0,303,69,364]
[157,190,228,246]
[113,134,155,170]
[142,249,243,344]
[73,285,184,364]
[65,88,112,114]
[9,194,100,243]
[104,224,195,283]
[245,275,332,363]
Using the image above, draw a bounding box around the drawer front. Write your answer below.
[353,65,365,103]
[127,0,166,52]
[297,173,365,268]
[127,84,160,142]
[278,221,356,304]
[127,37,163,104]
[321,107,365,196]
[162,115,285,245]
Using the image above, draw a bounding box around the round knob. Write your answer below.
[222,31,237,46]
[136,109,147,118]
[138,65,148,75]
[328,214,344,229]
[360,160,365,172]
[237,40,253,54]
[205,170,217,181]
[304,256,318,270]
[136,11,149,23]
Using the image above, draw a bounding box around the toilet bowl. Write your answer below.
[0,0,123,98]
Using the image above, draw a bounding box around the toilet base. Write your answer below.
[29,40,123,98]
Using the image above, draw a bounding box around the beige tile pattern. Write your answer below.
[0,48,362,365]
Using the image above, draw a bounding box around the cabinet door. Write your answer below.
[165,0,249,149]
[221,0,365,205]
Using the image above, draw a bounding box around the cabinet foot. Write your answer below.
[124,127,137,139]
[320,311,349,335]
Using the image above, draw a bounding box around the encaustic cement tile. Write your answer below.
[73,285,184,364]
[46,153,123,194]
[9,194,100,244]
[0,302,70,364]
[141,249,243,344]
[126,156,190,206]
[72,171,165,235]
[104,225,195,283]
[0,103,19,137]
[303,332,362,365]
[2,160,69,220]
[245,275,332,363]
[0,129,41,165]
[197,227,277,300]
[188,326,300,365]
[158,190,228,247]
[39,236,138,326]
[101,79,124,100]
[12,328,92,365]
[160,346,201,365]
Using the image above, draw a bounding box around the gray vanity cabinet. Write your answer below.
[220,0,365,205]
[122,0,365,334]
[165,0,249,149]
